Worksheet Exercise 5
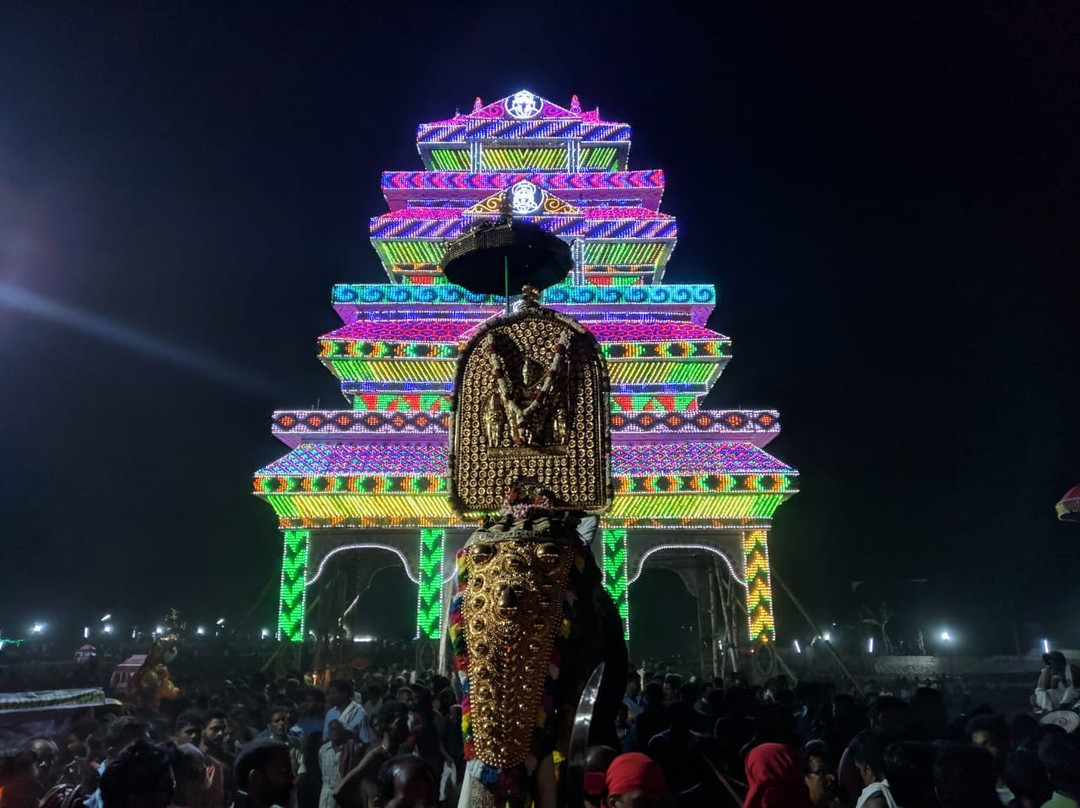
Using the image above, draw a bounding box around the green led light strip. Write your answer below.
[329,359,456,383]
[579,147,620,171]
[351,393,451,411]
[584,242,668,266]
[376,241,447,266]
[480,147,568,171]
[611,395,700,412]
[429,148,471,171]
[320,341,459,360]
[416,528,445,639]
[602,528,630,639]
[278,530,309,642]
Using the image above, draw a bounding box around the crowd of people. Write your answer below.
[0,659,1078,808]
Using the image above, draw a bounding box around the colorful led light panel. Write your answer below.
[611,443,794,475]
[602,528,630,639]
[321,319,482,342]
[744,529,775,642]
[278,530,309,642]
[416,528,445,639]
[259,444,449,476]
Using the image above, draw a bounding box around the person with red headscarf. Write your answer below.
[744,743,814,808]
[604,752,668,808]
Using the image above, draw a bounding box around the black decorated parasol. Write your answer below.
[442,198,573,296]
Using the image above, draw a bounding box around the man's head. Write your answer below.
[326,679,354,711]
[869,696,908,735]
[661,675,682,702]
[966,713,1010,764]
[296,688,323,717]
[235,739,294,808]
[99,739,174,808]
[67,721,98,760]
[1003,749,1052,808]
[374,755,437,808]
[849,729,890,786]
[268,704,294,741]
[173,711,205,747]
[883,742,935,808]
[164,743,207,807]
[604,752,667,808]
[584,745,619,808]
[1039,732,1080,798]
[1043,651,1067,673]
[801,740,837,805]
[933,744,999,808]
[375,701,410,744]
[104,717,152,762]
[201,710,229,752]
[625,672,641,698]
[29,738,60,787]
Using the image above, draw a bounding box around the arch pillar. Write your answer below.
[277,529,310,642]
[743,528,775,642]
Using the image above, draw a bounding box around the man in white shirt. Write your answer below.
[323,679,372,743]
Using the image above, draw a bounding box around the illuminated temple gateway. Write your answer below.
[255,91,798,670]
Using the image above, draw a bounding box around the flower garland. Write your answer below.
[481,328,572,446]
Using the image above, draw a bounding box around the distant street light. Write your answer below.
[940,630,952,642]
[103,625,113,634]
[822,632,832,643]
[196,627,205,636]
[260,629,270,639]
[31,623,44,634]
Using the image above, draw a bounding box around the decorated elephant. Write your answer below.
[449,498,627,808]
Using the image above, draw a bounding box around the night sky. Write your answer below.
[1,4,1077,654]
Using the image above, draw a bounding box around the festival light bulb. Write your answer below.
[103,625,113,634]
[940,630,952,642]
[1043,638,1050,654]
[196,627,205,635]
[867,637,874,654]
[822,632,832,643]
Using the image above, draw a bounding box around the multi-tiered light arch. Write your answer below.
[255,91,797,657]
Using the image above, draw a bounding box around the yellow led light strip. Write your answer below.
[743,528,775,642]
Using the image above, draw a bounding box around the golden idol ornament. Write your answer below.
[450,286,612,517]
